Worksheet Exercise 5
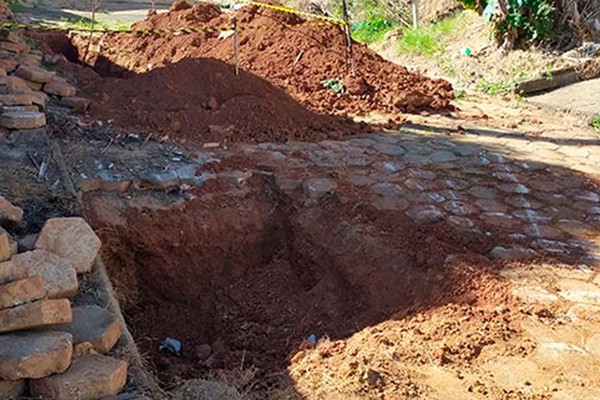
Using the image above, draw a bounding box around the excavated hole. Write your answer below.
[86,175,493,390]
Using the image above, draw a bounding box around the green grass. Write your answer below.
[593,114,600,131]
[6,0,27,13]
[352,18,396,44]
[397,12,468,56]
[57,17,131,32]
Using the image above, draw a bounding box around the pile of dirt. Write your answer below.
[38,1,454,144]
[99,1,454,115]
[55,56,365,144]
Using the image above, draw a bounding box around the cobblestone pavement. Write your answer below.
[38,99,600,397]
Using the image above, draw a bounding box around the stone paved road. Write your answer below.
[71,120,600,398]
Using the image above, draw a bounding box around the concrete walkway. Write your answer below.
[530,78,600,118]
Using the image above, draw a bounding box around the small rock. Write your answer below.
[0,226,17,262]
[11,250,78,299]
[30,354,128,400]
[0,331,72,380]
[0,260,28,285]
[208,96,218,110]
[57,305,121,354]
[0,379,25,399]
[302,178,337,199]
[405,205,444,224]
[0,195,23,228]
[344,76,369,96]
[490,246,539,261]
[0,276,47,309]
[35,217,102,274]
[0,298,72,333]
[0,111,46,129]
[44,82,76,97]
[14,65,53,83]
[195,344,212,361]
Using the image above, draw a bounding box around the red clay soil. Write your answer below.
[83,178,507,395]
[36,1,454,144]
[100,1,454,115]
[58,56,366,143]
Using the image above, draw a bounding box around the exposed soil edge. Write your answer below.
[92,258,167,399]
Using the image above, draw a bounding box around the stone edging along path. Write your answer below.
[0,195,159,400]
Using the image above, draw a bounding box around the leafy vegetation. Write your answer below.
[457,0,556,46]
[6,0,27,12]
[321,78,345,94]
[593,114,600,131]
[352,18,395,43]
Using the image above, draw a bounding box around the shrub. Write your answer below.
[457,0,556,47]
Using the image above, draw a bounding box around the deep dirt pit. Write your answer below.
[82,174,518,397]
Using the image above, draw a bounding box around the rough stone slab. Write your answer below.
[57,305,121,354]
[0,40,29,54]
[0,93,34,106]
[14,65,53,83]
[30,354,128,400]
[0,104,38,113]
[0,111,46,130]
[0,76,33,94]
[24,80,43,91]
[0,276,47,309]
[0,331,72,380]
[0,30,21,44]
[0,299,72,333]
[30,91,47,110]
[36,217,102,274]
[0,260,27,285]
[0,226,17,262]
[11,250,78,299]
[0,379,25,399]
[0,59,18,73]
[44,82,76,97]
[0,195,23,228]
[9,128,49,148]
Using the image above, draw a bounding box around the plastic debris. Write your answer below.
[159,337,182,357]
[308,334,318,344]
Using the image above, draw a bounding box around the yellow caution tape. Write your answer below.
[1,21,342,35]
[237,1,346,24]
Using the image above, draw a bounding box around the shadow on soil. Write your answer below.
[79,127,600,399]
[9,25,598,400]
[403,122,600,146]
